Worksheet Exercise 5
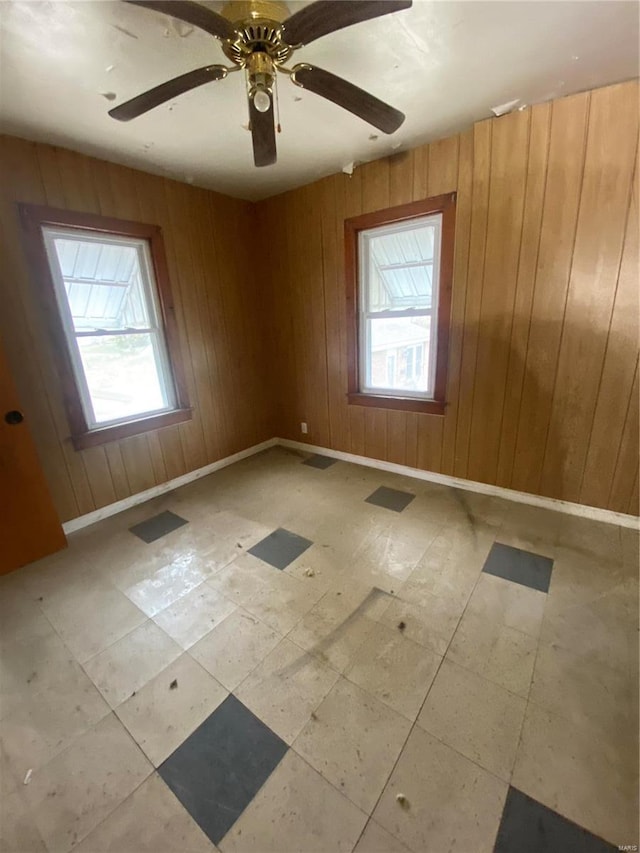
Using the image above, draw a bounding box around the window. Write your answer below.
[345,193,456,415]
[19,205,191,449]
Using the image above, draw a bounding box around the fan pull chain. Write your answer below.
[274,74,282,133]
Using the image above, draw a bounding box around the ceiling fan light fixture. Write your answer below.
[253,88,271,113]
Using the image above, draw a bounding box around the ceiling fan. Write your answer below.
[109,0,412,166]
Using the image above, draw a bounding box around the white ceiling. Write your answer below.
[1,0,638,200]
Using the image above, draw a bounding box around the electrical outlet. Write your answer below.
[301,422,308,434]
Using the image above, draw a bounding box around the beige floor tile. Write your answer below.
[466,573,546,638]
[512,702,637,846]
[123,559,210,618]
[24,714,152,853]
[497,503,563,558]
[323,582,397,621]
[372,726,507,853]
[220,751,367,853]
[0,790,47,853]
[447,611,537,697]
[116,654,227,766]
[546,546,632,613]
[83,621,182,708]
[405,524,492,610]
[344,622,441,721]
[285,542,351,588]
[313,508,385,561]
[288,593,376,673]
[75,773,216,852]
[207,553,278,605]
[235,638,339,743]
[0,744,20,797]
[202,510,274,548]
[380,587,462,655]
[243,569,325,635]
[419,520,497,573]
[350,531,432,592]
[1,663,110,778]
[417,659,526,781]
[541,578,638,675]
[620,527,639,576]
[294,677,411,813]
[0,593,53,648]
[0,631,79,719]
[189,608,281,691]
[353,820,413,853]
[530,642,638,740]
[40,580,147,663]
[554,514,623,563]
[152,584,237,649]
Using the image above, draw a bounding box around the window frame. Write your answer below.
[18,204,192,450]
[345,193,456,415]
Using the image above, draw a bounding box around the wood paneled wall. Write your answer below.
[257,80,639,515]
[0,136,273,522]
[1,79,638,522]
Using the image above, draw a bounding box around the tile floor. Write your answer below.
[0,446,637,853]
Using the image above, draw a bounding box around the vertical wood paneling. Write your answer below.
[0,137,271,521]
[360,159,390,462]
[496,102,552,487]
[580,158,639,507]
[540,82,639,501]
[264,79,639,514]
[441,128,474,475]
[511,91,590,494]
[467,109,530,485]
[609,364,639,513]
[452,119,492,478]
[341,168,366,456]
[1,79,637,521]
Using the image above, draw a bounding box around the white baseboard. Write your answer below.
[62,438,278,534]
[279,438,640,530]
[62,434,638,534]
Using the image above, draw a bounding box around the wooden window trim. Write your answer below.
[345,193,456,416]
[18,203,192,450]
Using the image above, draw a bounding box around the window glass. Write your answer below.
[359,213,442,399]
[43,228,176,427]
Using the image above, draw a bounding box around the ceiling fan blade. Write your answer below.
[290,64,405,134]
[124,0,236,40]
[282,0,411,46]
[249,96,277,167]
[109,65,227,121]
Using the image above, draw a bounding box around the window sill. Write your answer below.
[348,393,445,415]
[71,408,193,450]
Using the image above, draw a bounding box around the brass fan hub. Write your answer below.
[221,0,292,67]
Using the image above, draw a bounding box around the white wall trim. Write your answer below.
[279,438,640,530]
[62,438,278,534]
[62,434,638,534]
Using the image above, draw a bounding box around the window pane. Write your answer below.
[50,236,152,332]
[364,220,437,312]
[367,316,432,394]
[76,333,169,424]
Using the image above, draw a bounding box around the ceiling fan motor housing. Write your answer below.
[221,0,292,67]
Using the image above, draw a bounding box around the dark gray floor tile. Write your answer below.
[365,486,415,513]
[482,542,554,593]
[494,787,616,852]
[303,454,338,470]
[159,695,288,845]
[129,510,188,543]
[248,527,312,570]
